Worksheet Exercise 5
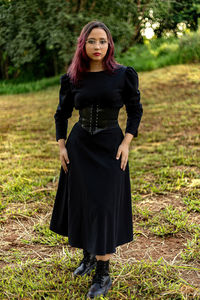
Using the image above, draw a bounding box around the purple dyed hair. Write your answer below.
[66,20,121,85]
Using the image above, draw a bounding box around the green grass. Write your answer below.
[0,63,200,299]
[0,74,60,95]
[2,256,196,299]
[181,232,200,263]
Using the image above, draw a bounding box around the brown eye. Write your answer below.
[87,40,96,45]
[86,39,108,47]
[100,40,107,45]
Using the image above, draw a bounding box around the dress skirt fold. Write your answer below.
[49,121,133,255]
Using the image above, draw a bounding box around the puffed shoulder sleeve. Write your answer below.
[54,73,74,141]
[122,66,143,137]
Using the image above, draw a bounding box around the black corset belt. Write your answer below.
[78,104,120,135]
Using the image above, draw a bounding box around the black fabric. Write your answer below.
[54,65,143,141]
[49,64,143,255]
[79,104,120,134]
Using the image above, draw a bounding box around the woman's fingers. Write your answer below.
[121,155,128,171]
[116,148,122,160]
[60,148,70,173]
[61,157,68,173]
[120,151,127,170]
[63,150,70,164]
[116,144,129,171]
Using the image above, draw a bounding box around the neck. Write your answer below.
[89,61,104,72]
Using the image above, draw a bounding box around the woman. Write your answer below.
[49,20,143,299]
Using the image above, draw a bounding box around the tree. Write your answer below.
[152,0,200,37]
[0,0,199,80]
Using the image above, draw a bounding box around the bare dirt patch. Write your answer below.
[115,232,200,288]
[138,194,184,212]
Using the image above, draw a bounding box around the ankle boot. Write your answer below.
[73,249,97,277]
[87,259,112,299]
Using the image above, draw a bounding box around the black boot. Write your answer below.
[87,259,112,299]
[73,249,97,277]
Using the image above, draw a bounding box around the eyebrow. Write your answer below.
[87,37,107,40]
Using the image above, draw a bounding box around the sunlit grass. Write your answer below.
[0,64,200,299]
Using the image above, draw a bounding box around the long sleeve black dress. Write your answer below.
[49,65,143,255]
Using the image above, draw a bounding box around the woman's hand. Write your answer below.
[116,133,133,171]
[58,139,70,173]
[60,147,70,173]
[116,142,130,171]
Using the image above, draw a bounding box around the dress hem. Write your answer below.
[49,226,134,255]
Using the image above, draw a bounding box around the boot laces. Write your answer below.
[92,261,109,285]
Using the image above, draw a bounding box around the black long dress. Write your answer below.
[49,65,143,255]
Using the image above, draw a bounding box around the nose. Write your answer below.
[94,43,101,49]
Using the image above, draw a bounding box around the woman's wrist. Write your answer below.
[58,138,66,149]
[122,132,134,146]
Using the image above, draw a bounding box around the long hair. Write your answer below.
[66,20,121,85]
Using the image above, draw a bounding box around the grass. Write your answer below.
[0,63,200,299]
[0,74,61,95]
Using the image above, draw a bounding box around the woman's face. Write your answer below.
[85,28,109,63]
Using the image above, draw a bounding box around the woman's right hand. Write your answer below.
[60,147,70,173]
[58,139,70,173]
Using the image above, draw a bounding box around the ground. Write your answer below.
[0,64,200,299]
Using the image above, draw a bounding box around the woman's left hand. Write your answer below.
[116,142,130,171]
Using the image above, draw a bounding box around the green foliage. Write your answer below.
[179,31,200,62]
[2,32,200,95]
[152,0,200,37]
[0,0,135,81]
[117,32,200,71]
[0,0,199,81]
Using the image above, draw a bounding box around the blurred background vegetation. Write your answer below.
[0,0,200,93]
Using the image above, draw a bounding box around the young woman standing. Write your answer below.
[50,20,143,298]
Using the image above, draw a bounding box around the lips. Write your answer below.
[93,53,101,56]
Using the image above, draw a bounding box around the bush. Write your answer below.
[178,31,200,63]
[116,31,200,72]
